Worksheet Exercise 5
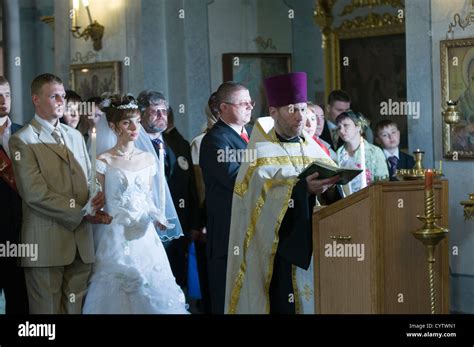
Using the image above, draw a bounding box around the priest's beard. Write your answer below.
[274,117,303,140]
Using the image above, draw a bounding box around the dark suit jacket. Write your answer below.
[388,150,416,181]
[398,151,416,170]
[320,121,343,151]
[0,123,23,244]
[200,119,248,259]
[162,128,201,235]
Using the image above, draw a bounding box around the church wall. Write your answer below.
[285,0,323,106]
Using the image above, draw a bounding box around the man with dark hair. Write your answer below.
[321,90,374,149]
[200,81,252,313]
[9,73,107,314]
[320,90,351,151]
[138,91,204,300]
[0,76,29,314]
[61,90,82,129]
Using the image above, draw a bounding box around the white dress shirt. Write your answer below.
[221,119,248,137]
[383,147,399,160]
[0,116,12,158]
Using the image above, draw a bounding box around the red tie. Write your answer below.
[240,132,249,144]
[313,136,330,156]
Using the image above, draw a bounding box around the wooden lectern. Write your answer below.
[312,180,449,314]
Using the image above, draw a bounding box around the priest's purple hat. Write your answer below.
[263,72,307,108]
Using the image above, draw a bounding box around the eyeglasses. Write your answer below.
[148,108,168,116]
[224,100,256,109]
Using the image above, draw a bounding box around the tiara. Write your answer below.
[116,102,139,110]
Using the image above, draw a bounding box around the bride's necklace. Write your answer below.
[114,146,135,160]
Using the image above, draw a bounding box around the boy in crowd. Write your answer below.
[375,120,415,181]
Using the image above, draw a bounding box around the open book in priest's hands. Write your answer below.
[297,159,363,185]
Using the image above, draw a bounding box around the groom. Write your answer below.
[9,73,107,314]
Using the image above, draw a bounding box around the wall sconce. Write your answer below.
[70,0,104,51]
[446,0,474,39]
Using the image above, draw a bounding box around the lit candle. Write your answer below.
[90,126,96,197]
[72,0,79,28]
[424,169,434,192]
[158,142,166,211]
[359,136,367,188]
[82,0,93,25]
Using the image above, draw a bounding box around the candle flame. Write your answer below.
[73,0,80,10]
[92,127,96,135]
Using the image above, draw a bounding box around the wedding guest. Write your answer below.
[200,82,252,313]
[305,102,336,161]
[375,120,415,181]
[138,90,199,292]
[60,90,82,129]
[336,110,388,195]
[321,90,375,150]
[188,103,219,313]
[0,76,29,314]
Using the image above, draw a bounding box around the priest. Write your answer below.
[224,72,340,314]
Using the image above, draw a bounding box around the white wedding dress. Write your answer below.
[82,160,189,314]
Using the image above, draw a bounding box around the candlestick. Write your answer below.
[72,0,79,28]
[359,136,367,188]
[84,5,93,25]
[424,169,433,192]
[90,126,97,199]
[412,183,449,314]
[158,142,166,212]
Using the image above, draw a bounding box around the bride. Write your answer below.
[82,94,189,314]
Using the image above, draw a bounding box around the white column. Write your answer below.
[3,0,23,124]
[54,0,71,83]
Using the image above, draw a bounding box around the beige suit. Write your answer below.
[9,117,95,313]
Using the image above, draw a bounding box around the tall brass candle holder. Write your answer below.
[412,173,449,314]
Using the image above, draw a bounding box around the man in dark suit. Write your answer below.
[163,107,210,311]
[375,120,415,180]
[320,90,375,151]
[320,90,351,151]
[200,82,252,314]
[0,76,29,314]
[138,91,205,298]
